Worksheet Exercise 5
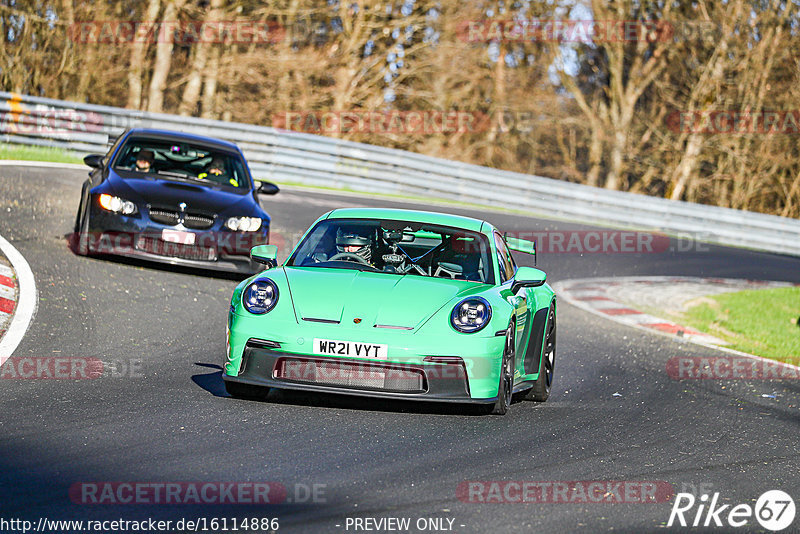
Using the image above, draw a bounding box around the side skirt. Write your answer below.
[523,307,549,375]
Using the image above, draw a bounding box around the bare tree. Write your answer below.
[147,0,186,113]
[128,0,162,109]
[178,0,224,116]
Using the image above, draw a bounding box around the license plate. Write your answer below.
[162,229,196,245]
[313,338,388,360]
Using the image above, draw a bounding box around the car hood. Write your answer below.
[283,267,485,330]
[108,172,257,215]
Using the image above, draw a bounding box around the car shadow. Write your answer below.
[64,232,248,281]
[191,362,499,417]
[191,363,230,397]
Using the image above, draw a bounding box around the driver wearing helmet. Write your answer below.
[335,226,375,266]
[198,155,239,187]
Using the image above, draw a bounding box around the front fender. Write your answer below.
[227,268,296,374]
[414,289,515,398]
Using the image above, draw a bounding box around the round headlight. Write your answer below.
[225,217,241,231]
[226,217,262,232]
[98,194,138,215]
[243,278,279,314]
[451,297,492,333]
[120,200,137,215]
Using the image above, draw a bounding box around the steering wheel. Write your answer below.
[329,252,371,266]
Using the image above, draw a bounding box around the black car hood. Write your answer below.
[106,171,262,217]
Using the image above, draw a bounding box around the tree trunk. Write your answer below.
[128,0,161,109]
[585,122,603,187]
[56,0,75,100]
[668,134,703,200]
[178,0,224,116]
[200,45,221,119]
[147,0,185,113]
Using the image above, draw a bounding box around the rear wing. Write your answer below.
[505,236,537,265]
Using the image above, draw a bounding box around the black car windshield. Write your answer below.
[287,218,495,284]
[112,137,251,189]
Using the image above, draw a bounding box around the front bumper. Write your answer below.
[224,343,497,404]
[225,307,507,402]
[85,210,267,274]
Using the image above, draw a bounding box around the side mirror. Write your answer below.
[510,266,546,293]
[84,154,104,169]
[257,181,280,195]
[251,244,278,267]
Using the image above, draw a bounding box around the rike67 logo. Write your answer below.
[668,490,795,531]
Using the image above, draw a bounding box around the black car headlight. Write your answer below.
[451,297,492,333]
[98,194,138,215]
[243,278,279,314]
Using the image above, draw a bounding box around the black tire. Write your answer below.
[225,380,269,400]
[74,193,90,256]
[490,321,515,415]
[73,195,84,234]
[525,303,556,402]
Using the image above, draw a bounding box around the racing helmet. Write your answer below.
[336,226,373,262]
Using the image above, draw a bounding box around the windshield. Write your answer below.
[112,136,251,189]
[287,218,495,284]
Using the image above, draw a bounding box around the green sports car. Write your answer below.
[223,208,556,414]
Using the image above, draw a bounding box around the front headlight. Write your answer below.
[451,297,492,333]
[243,278,279,314]
[226,216,262,232]
[98,194,137,215]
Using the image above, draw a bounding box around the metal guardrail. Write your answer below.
[2,91,799,256]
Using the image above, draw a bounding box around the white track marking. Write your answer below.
[554,276,800,372]
[0,160,85,170]
[0,234,37,364]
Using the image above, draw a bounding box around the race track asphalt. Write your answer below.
[1,164,798,533]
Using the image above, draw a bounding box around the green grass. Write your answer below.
[0,143,83,164]
[683,287,800,365]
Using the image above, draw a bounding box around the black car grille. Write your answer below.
[148,208,215,230]
[183,213,215,230]
[148,208,180,226]
[135,236,217,261]
[274,357,425,393]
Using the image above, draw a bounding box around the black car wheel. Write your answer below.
[490,321,515,415]
[525,303,555,402]
[74,192,91,256]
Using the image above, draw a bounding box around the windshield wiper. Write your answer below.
[156,170,194,179]
[158,170,215,183]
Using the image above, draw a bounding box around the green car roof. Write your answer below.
[325,208,488,233]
